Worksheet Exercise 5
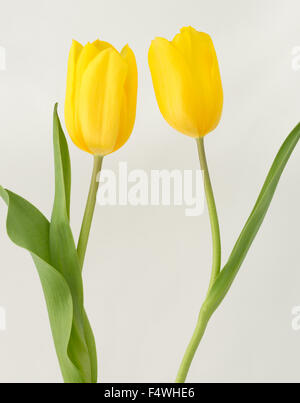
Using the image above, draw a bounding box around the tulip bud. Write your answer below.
[65,39,138,155]
[148,27,223,137]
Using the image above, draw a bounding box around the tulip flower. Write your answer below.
[149,27,222,290]
[64,39,138,269]
[148,28,300,385]
[149,27,223,382]
[65,39,138,155]
[148,26,223,138]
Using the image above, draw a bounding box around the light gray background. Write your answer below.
[0,0,300,383]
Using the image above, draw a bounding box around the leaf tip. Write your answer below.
[53,102,59,118]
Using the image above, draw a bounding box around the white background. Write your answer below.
[0,0,300,382]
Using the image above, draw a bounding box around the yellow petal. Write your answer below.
[112,45,138,153]
[78,48,128,155]
[64,40,86,151]
[172,27,223,135]
[148,37,198,137]
[71,42,102,152]
[76,42,101,82]
[92,39,117,52]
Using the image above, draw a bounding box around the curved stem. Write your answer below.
[77,155,103,271]
[196,137,221,290]
[175,137,221,383]
[175,308,210,383]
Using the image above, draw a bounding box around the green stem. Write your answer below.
[175,308,210,383]
[175,137,221,383]
[77,155,103,271]
[196,137,221,290]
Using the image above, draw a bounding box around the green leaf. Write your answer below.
[49,104,97,383]
[52,103,71,220]
[0,187,83,383]
[0,105,98,383]
[83,310,98,384]
[204,122,300,316]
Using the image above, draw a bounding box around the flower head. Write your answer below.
[148,27,223,137]
[65,39,138,155]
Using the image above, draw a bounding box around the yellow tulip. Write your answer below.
[148,26,223,137]
[65,39,138,155]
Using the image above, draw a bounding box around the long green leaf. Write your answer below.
[0,187,82,382]
[49,104,97,383]
[176,123,300,383]
[204,122,300,316]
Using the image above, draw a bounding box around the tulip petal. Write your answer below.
[64,40,86,151]
[79,48,128,155]
[92,39,116,52]
[71,43,101,152]
[112,45,138,153]
[172,27,223,135]
[148,38,198,137]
